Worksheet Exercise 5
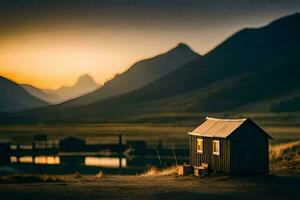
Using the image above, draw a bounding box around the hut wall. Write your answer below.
[59,138,85,152]
[190,136,213,168]
[229,122,269,174]
[212,139,230,173]
[190,136,230,173]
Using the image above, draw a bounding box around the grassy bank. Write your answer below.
[0,122,299,145]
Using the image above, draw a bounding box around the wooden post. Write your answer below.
[118,134,122,175]
[155,148,163,169]
[172,148,178,166]
[32,141,36,165]
[32,141,36,150]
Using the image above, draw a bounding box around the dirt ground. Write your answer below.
[0,173,299,200]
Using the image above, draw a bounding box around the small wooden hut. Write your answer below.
[189,117,272,174]
[59,136,85,152]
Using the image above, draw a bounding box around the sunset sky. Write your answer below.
[0,0,300,89]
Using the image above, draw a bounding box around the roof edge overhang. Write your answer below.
[188,117,273,140]
[205,117,247,122]
[188,116,246,138]
[188,131,227,138]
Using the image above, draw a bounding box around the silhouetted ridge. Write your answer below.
[267,12,300,28]
[0,76,48,112]
[2,13,300,122]
[58,43,200,107]
[43,74,99,103]
[172,43,192,51]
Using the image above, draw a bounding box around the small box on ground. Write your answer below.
[201,163,208,169]
[194,166,208,176]
[178,165,194,176]
[194,163,208,176]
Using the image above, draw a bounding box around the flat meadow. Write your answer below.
[0,112,299,200]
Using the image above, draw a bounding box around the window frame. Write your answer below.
[212,140,220,156]
[196,138,203,154]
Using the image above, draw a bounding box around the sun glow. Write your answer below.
[0,28,219,89]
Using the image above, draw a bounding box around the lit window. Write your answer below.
[213,140,220,155]
[197,138,203,153]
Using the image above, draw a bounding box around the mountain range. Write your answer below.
[0,43,199,114]
[62,43,200,107]
[0,76,48,112]
[1,13,300,123]
[21,84,60,104]
[22,74,99,104]
[43,74,99,103]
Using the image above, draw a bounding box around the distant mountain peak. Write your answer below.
[56,42,200,107]
[78,74,93,82]
[173,43,192,51]
[76,74,98,86]
[168,43,200,57]
[42,74,99,103]
[176,42,189,48]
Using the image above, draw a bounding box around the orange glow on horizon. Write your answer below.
[0,9,293,90]
[0,28,238,89]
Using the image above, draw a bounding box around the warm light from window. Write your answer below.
[213,140,220,155]
[197,138,203,153]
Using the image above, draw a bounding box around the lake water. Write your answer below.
[1,146,189,175]
[1,154,188,175]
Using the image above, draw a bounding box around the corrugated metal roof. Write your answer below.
[188,117,247,138]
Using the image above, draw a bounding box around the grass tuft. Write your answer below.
[270,141,300,160]
[270,141,300,173]
[141,166,178,176]
[96,171,105,178]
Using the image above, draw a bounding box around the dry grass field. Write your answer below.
[0,112,299,199]
[0,141,299,200]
